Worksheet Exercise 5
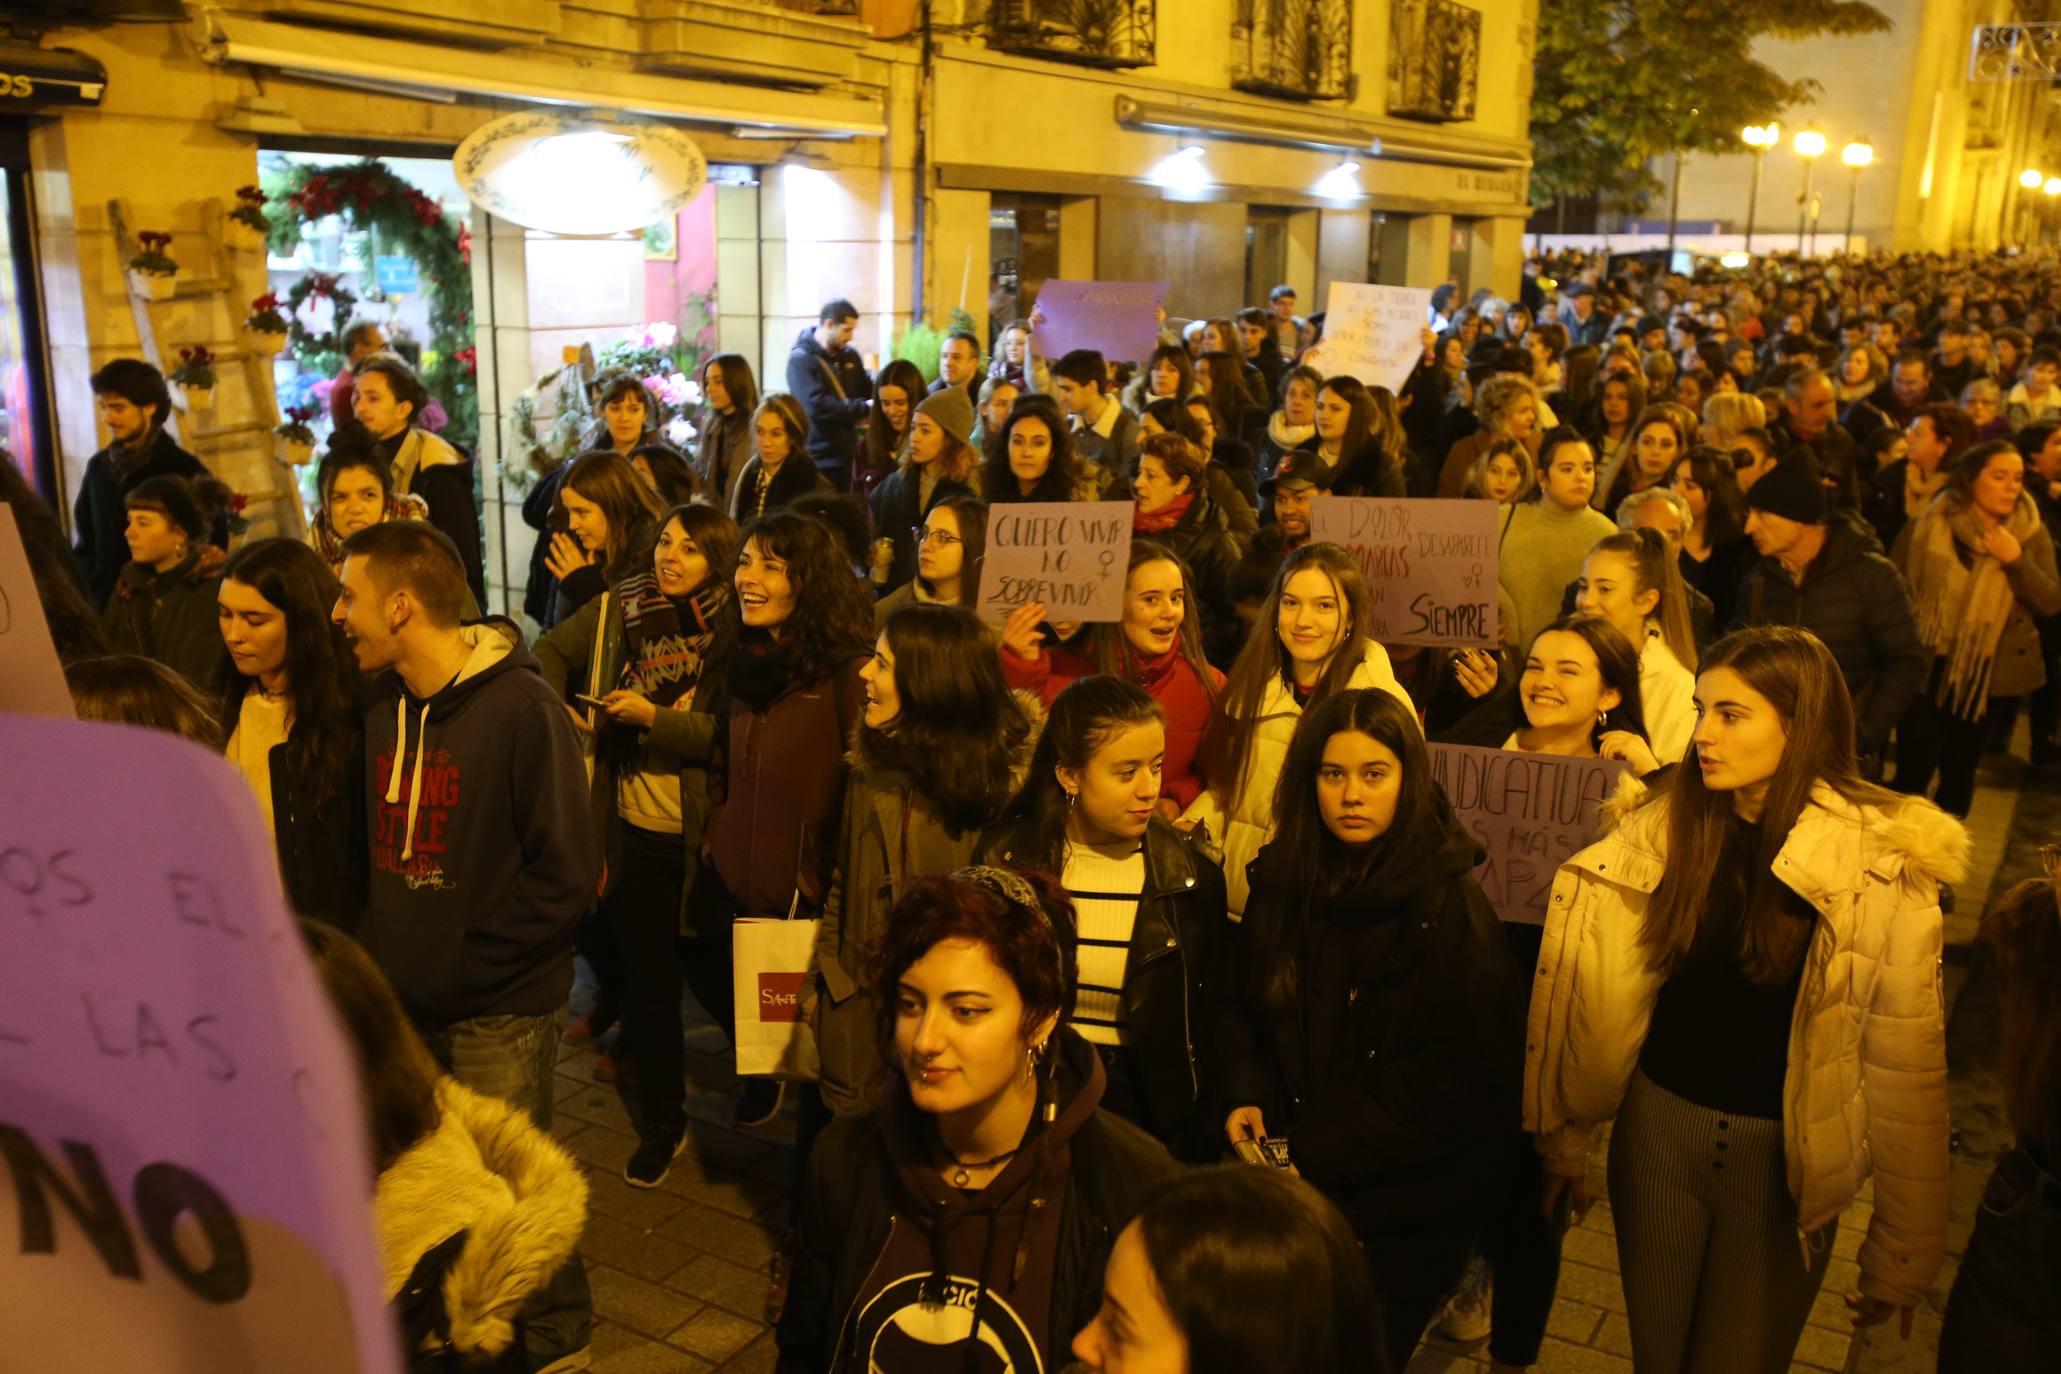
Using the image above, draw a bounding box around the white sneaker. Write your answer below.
[1435,1255,1493,1345]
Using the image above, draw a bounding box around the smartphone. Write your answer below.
[574,693,609,709]
[1233,1137,1293,1169]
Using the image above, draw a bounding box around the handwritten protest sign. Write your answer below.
[1310,496,1498,647]
[1032,279,1170,364]
[977,501,1134,624]
[0,715,400,1373]
[1429,742,1628,925]
[1321,282,1432,391]
[0,506,74,718]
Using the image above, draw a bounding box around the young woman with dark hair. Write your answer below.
[300,920,589,1373]
[1596,405,1689,518]
[696,352,760,513]
[981,393,1104,504]
[1938,858,2061,1369]
[1306,375,1406,497]
[65,653,219,744]
[1121,342,1199,415]
[313,439,429,576]
[1504,614,1651,762]
[1130,432,1241,664]
[813,603,1035,1118]
[778,867,1177,1372]
[869,387,982,595]
[1071,1164,1389,1374]
[975,675,1230,1156]
[1139,397,1259,543]
[1195,349,1253,449]
[543,450,666,626]
[851,358,924,497]
[582,373,661,457]
[535,502,739,1184]
[1574,528,1699,764]
[874,495,987,624]
[628,443,698,509]
[1222,686,1525,1373]
[352,351,485,605]
[1182,542,1416,919]
[701,509,874,1128]
[972,375,1020,450]
[102,473,228,687]
[731,392,828,523]
[1527,626,1960,1372]
[213,538,367,932]
[1000,541,1223,813]
[1668,445,1751,624]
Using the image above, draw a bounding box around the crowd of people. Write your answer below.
[5,247,2058,1374]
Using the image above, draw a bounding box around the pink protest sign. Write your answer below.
[0,715,400,1373]
[1310,496,1500,647]
[1031,279,1170,364]
[0,506,74,718]
[1428,742,1629,925]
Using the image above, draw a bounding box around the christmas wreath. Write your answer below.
[281,272,357,368]
[264,159,477,450]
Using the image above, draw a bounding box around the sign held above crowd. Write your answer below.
[1317,282,1433,391]
[1310,496,1500,647]
[0,506,74,719]
[1427,742,1629,925]
[976,501,1134,624]
[1029,279,1170,363]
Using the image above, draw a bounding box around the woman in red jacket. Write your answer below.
[997,539,1224,815]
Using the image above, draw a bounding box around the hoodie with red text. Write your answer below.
[360,620,599,1028]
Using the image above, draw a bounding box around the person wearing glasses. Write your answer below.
[874,496,989,626]
[868,388,980,596]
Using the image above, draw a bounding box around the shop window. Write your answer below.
[1231,0,1354,102]
[987,0,1156,69]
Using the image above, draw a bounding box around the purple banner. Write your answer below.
[1031,279,1170,364]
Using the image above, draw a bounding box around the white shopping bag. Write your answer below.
[732,916,822,1080]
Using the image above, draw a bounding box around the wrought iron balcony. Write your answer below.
[1232,0,1354,101]
[987,0,1157,70]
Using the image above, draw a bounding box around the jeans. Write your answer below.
[1892,683,2007,817]
[615,825,689,1138]
[1938,1147,2061,1372]
[681,863,739,1047]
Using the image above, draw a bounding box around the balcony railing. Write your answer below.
[1231,0,1353,101]
[988,0,1157,70]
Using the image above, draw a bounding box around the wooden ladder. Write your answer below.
[107,196,306,541]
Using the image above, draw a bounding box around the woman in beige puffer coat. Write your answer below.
[1524,625,1961,1373]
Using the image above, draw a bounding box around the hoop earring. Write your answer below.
[1596,709,1608,731]
[1064,790,1077,809]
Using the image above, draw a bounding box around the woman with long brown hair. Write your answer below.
[1526,626,1960,1372]
[696,352,760,512]
[850,357,924,498]
[1595,405,1689,518]
[730,392,828,523]
[543,450,666,625]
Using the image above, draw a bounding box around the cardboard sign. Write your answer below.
[0,505,75,718]
[1322,282,1432,391]
[1310,496,1498,647]
[1428,742,1629,925]
[0,715,400,1373]
[976,501,1134,624]
[1031,279,1170,365]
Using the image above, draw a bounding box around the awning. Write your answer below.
[0,43,107,109]
[194,13,885,138]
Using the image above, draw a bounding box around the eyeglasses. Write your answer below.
[913,526,962,548]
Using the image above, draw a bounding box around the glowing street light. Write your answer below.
[1740,123,1781,251]
[2023,168,2046,189]
[1793,128,1827,254]
[1841,139,1873,249]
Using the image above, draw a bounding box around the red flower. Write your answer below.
[228,492,249,513]
[454,346,478,376]
[250,292,280,312]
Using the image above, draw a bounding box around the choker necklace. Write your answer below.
[940,1143,1023,1188]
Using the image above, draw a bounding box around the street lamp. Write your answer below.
[1841,139,1873,251]
[1741,123,1780,252]
[1794,127,1827,255]
[2022,168,2045,189]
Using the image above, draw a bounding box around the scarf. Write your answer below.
[1133,489,1196,534]
[599,575,728,770]
[1835,377,1878,406]
[1908,493,2041,719]
[1904,462,1949,521]
[726,631,806,714]
[1267,411,1316,451]
[313,494,430,570]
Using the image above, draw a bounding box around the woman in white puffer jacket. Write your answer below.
[1180,542,1415,918]
[1524,625,1960,1373]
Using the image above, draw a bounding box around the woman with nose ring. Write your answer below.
[1222,686,1525,1373]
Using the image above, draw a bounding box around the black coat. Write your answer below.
[730,455,831,524]
[1220,812,1525,1239]
[786,330,873,478]
[519,462,569,626]
[974,816,1231,1156]
[1310,439,1407,500]
[265,718,370,934]
[867,464,974,595]
[72,428,217,606]
[1734,510,1926,755]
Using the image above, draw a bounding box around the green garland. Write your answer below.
[264,159,478,450]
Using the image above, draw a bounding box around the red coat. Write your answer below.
[1001,641,1222,810]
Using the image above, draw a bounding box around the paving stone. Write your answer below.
[670,1305,765,1363]
[589,1262,704,1339]
[1561,1225,1619,1269]
[563,1122,639,1173]
[1553,1260,1628,1314]
[583,1167,692,1231]
[1546,1300,1604,1344]
[719,1332,782,1374]
[590,1340,712,1374]
[662,1161,786,1220]
[666,1252,773,1320]
[1791,1322,1852,1371]
[582,1212,696,1283]
[1530,1336,1635,1372]
[1593,1310,1633,1357]
[655,1198,782,1269]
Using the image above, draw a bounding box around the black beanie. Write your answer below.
[126,475,206,540]
[1745,455,1828,524]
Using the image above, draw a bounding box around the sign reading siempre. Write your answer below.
[0,716,400,1372]
[976,501,1134,624]
[1310,496,1499,646]
[1030,279,1170,364]
[1428,742,1629,925]
[0,506,75,718]
[1321,282,1433,391]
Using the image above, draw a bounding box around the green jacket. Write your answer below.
[534,589,724,933]
[102,545,226,688]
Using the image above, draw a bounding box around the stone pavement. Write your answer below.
[557,743,2044,1374]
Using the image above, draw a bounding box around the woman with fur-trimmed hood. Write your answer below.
[812,602,1040,1117]
[301,920,589,1373]
[1524,626,1962,1374]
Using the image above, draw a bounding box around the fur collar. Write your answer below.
[376,1079,588,1359]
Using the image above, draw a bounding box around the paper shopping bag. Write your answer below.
[732,916,822,1081]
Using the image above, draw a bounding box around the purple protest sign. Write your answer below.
[0,715,400,1372]
[1310,496,1499,647]
[0,506,74,718]
[1428,742,1629,925]
[1030,279,1169,363]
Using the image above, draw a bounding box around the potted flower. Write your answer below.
[225,185,270,252]
[171,346,217,411]
[245,293,289,355]
[127,231,179,301]
[275,404,317,466]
